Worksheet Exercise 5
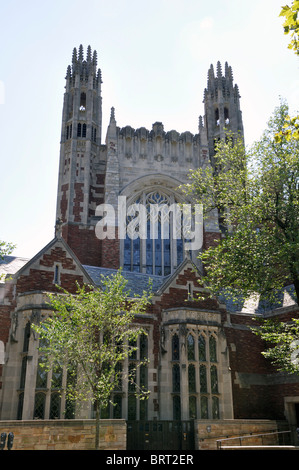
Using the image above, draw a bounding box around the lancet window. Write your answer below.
[170,329,220,420]
[123,190,188,276]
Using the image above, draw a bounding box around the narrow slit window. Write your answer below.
[80,92,86,110]
[54,265,60,284]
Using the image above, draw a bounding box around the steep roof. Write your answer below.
[83,265,169,296]
[219,285,297,316]
[0,256,29,283]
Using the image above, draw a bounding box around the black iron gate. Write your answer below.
[127,421,195,450]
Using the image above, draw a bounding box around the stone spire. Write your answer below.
[203,61,244,161]
[66,44,102,89]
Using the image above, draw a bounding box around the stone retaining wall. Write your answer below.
[195,419,290,450]
[0,419,126,450]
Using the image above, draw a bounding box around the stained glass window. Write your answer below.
[173,395,181,420]
[200,364,207,393]
[140,333,148,360]
[33,392,46,419]
[113,395,122,419]
[187,334,195,360]
[129,338,137,360]
[212,396,219,419]
[20,356,27,389]
[101,403,110,419]
[23,322,30,353]
[66,362,77,389]
[189,396,197,419]
[140,365,148,391]
[200,396,208,419]
[128,395,137,420]
[198,335,206,361]
[128,363,136,392]
[140,398,148,420]
[17,392,24,420]
[123,190,188,275]
[51,364,63,389]
[172,364,180,393]
[50,392,61,419]
[209,335,217,362]
[178,329,221,420]
[36,358,48,388]
[211,365,218,393]
[172,334,180,361]
[65,396,75,419]
[188,364,196,393]
[114,362,123,391]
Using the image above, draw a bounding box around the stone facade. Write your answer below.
[0,45,299,446]
[0,419,126,450]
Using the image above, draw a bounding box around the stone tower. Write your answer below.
[55,45,105,266]
[202,61,244,166]
[55,48,244,270]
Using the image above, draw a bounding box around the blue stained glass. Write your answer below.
[133,238,140,272]
[177,239,183,265]
[164,239,170,267]
[124,235,131,271]
[124,191,188,275]
[146,238,153,269]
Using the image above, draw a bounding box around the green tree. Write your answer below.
[252,317,299,375]
[0,240,16,281]
[182,100,299,304]
[277,2,299,141]
[280,1,299,55]
[32,270,152,449]
[0,240,15,259]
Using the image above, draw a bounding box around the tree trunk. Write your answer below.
[95,399,101,450]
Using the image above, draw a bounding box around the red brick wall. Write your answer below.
[203,231,221,250]
[73,183,84,222]
[101,227,120,269]
[88,172,105,219]
[154,268,220,312]
[0,304,13,390]
[149,267,222,369]
[225,309,299,420]
[62,224,102,267]
[16,246,85,295]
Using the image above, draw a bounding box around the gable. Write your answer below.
[153,259,222,312]
[14,238,92,295]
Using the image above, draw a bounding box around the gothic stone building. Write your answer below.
[0,45,299,430]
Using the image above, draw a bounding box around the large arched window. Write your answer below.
[123,190,187,275]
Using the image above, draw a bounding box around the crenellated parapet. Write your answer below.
[116,121,205,169]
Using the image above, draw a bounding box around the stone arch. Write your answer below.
[120,175,191,275]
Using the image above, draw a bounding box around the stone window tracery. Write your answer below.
[123,189,186,276]
[169,327,221,420]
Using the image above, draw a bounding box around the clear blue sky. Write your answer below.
[1,0,298,259]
